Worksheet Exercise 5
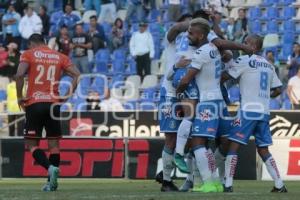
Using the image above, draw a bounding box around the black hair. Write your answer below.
[40,5,47,12]
[90,15,97,20]
[177,13,192,22]
[114,18,123,29]
[28,34,45,45]
[192,9,210,21]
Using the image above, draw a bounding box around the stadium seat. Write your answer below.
[78,76,91,90]
[261,7,279,20]
[73,98,87,111]
[61,102,72,111]
[125,59,137,75]
[278,0,295,6]
[293,0,300,6]
[123,100,139,110]
[281,20,296,33]
[282,32,296,44]
[110,88,123,100]
[293,8,300,20]
[124,87,140,100]
[82,10,97,23]
[0,90,7,101]
[111,60,126,74]
[140,100,157,110]
[95,49,111,62]
[281,6,296,20]
[265,20,279,34]
[90,76,108,94]
[261,0,279,6]
[101,22,112,38]
[282,99,292,109]
[113,49,127,61]
[263,34,280,48]
[269,99,281,110]
[229,0,245,7]
[147,9,160,22]
[110,75,125,88]
[95,60,109,74]
[140,75,158,89]
[149,23,161,35]
[249,20,262,34]
[245,0,262,6]
[140,87,157,100]
[248,7,262,21]
[151,60,163,75]
[125,75,141,88]
[278,43,293,60]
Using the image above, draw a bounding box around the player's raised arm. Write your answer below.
[212,38,254,54]
[167,21,189,43]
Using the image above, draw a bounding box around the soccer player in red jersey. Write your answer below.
[15,34,80,191]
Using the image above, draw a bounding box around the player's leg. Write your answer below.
[158,96,181,192]
[44,103,62,191]
[174,99,196,173]
[26,139,51,171]
[224,141,240,192]
[255,121,287,193]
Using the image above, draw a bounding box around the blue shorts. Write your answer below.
[229,111,272,147]
[173,68,199,100]
[159,96,183,133]
[191,100,231,138]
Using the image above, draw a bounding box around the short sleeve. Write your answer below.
[271,69,282,89]
[61,54,73,69]
[19,51,31,63]
[226,56,249,79]
[207,31,218,43]
[288,77,294,86]
[190,48,207,71]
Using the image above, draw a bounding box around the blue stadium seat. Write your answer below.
[95,60,109,74]
[125,59,137,75]
[281,6,296,20]
[112,60,126,74]
[281,20,296,33]
[248,7,262,21]
[228,86,240,103]
[261,0,279,6]
[220,21,228,31]
[269,99,281,110]
[95,49,110,62]
[261,7,279,20]
[79,76,91,90]
[147,9,160,22]
[149,23,161,34]
[131,23,139,32]
[263,46,279,60]
[282,32,296,44]
[278,0,294,6]
[249,21,262,34]
[102,22,112,38]
[266,20,279,34]
[113,49,127,61]
[282,99,292,110]
[124,100,139,110]
[110,75,124,88]
[141,88,157,100]
[279,43,293,61]
[140,100,157,110]
[0,90,7,101]
[90,76,107,94]
[73,98,87,111]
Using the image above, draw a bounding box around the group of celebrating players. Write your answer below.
[157,10,288,193]
[13,8,288,193]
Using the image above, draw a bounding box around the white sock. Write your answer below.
[162,146,174,181]
[264,155,284,189]
[194,146,212,183]
[215,148,226,183]
[192,157,203,185]
[186,152,193,182]
[207,148,219,182]
[224,153,238,187]
[175,119,192,155]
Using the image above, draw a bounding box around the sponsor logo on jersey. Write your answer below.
[34,51,59,60]
[32,91,52,100]
[232,118,242,127]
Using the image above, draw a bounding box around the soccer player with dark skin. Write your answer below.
[16,33,80,191]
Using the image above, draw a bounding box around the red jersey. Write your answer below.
[20,46,72,106]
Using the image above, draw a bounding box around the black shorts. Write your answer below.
[24,102,61,139]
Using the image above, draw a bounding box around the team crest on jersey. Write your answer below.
[199,109,212,121]
[169,120,177,129]
[232,118,242,127]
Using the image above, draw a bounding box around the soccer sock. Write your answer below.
[192,155,203,185]
[175,119,192,156]
[224,152,238,188]
[193,145,212,183]
[214,147,226,183]
[162,146,174,182]
[262,153,284,189]
[32,148,50,170]
[49,153,61,167]
[186,151,194,182]
[207,148,219,182]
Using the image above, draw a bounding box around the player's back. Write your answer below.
[191,43,223,102]
[236,55,281,114]
[20,46,72,106]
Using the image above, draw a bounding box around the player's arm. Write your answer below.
[212,38,253,54]
[176,68,199,94]
[15,62,29,110]
[271,87,282,98]
[167,21,189,43]
[167,57,192,80]
[76,42,92,49]
[63,65,80,100]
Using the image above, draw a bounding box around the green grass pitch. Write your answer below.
[0,179,299,200]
